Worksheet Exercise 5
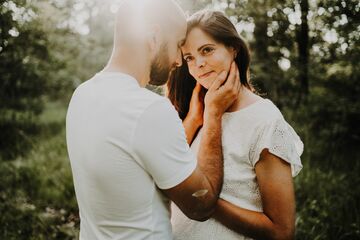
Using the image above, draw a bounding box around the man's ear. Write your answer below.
[148,24,161,53]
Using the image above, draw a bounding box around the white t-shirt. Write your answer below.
[171,99,303,240]
[66,72,196,240]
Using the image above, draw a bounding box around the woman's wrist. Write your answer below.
[185,113,203,128]
[212,198,224,220]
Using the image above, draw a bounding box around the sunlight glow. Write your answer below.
[323,29,338,43]
[110,3,120,13]
[8,27,19,37]
[278,57,291,71]
[3,1,36,24]
[235,21,255,33]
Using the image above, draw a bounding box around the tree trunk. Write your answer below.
[297,0,309,105]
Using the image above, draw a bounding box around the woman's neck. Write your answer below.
[226,86,262,112]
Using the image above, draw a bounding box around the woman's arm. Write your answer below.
[183,116,202,144]
[213,149,295,240]
[182,83,204,144]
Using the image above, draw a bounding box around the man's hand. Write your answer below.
[204,62,240,119]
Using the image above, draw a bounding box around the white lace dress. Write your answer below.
[171,99,303,240]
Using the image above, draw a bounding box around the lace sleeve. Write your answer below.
[249,117,303,177]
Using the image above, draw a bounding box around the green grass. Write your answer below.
[295,160,360,239]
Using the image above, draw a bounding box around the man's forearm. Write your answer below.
[197,113,223,196]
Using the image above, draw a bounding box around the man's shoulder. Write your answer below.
[137,93,175,120]
[137,87,164,102]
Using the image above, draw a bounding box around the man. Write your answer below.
[66,0,240,239]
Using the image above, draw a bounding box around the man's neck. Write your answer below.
[103,50,150,87]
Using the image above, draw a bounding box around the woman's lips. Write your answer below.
[198,71,214,79]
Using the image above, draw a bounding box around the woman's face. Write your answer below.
[181,27,236,89]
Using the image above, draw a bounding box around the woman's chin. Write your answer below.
[194,80,208,90]
[202,84,209,90]
[203,78,216,90]
[199,83,209,90]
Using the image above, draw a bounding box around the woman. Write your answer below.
[167,10,303,240]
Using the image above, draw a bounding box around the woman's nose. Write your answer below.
[196,57,205,68]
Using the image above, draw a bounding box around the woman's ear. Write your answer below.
[233,49,238,59]
[229,46,237,59]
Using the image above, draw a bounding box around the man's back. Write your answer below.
[66,72,196,239]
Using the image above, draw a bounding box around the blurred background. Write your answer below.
[0,0,359,239]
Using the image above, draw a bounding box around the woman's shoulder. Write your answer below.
[249,99,304,176]
[223,98,286,130]
[246,98,284,124]
[260,98,282,116]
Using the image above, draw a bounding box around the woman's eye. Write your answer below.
[184,56,193,62]
[202,47,214,54]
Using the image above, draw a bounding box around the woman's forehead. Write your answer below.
[182,28,217,50]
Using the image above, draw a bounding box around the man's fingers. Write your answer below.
[209,71,227,91]
[221,62,236,90]
[221,63,240,102]
[234,73,240,93]
[234,66,240,92]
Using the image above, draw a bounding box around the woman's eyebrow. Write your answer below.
[178,38,186,47]
[183,43,216,57]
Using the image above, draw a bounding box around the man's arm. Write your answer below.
[163,62,240,221]
[163,113,222,221]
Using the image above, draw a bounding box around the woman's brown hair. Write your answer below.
[167,10,252,120]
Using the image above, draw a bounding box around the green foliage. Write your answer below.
[0,0,48,158]
[0,102,78,239]
[0,0,113,158]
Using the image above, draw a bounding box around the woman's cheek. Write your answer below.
[189,68,196,80]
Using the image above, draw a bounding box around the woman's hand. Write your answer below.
[182,83,205,144]
[187,83,205,128]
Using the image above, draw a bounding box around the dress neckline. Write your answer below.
[223,98,269,118]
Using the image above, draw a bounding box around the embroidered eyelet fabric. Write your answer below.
[171,99,303,240]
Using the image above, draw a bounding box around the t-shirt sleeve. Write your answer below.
[131,98,197,189]
[249,117,303,177]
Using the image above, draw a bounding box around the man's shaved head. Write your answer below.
[114,0,186,45]
[109,0,187,86]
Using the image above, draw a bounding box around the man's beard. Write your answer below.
[149,43,172,86]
